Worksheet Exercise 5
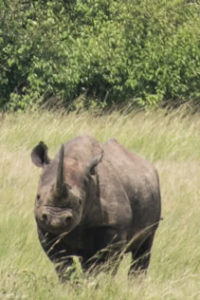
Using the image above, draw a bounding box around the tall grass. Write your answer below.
[0,109,200,299]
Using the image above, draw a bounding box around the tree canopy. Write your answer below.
[1,0,200,110]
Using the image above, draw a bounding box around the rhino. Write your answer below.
[31,135,161,281]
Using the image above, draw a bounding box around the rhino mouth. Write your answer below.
[36,206,74,234]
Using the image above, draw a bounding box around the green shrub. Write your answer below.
[0,0,200,110]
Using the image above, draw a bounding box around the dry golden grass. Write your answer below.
[0,109,200,299]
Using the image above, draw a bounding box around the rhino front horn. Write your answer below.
[56,144,67,196]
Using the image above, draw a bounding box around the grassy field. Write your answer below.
[0,109,200,299]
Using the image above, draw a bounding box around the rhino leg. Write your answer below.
[128,233,155,277]
[37,228,76,282]
[55,258,76,282]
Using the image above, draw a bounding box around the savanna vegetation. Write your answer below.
[1,0,200,111]
[1,0,200,298]
[0,109,200,299]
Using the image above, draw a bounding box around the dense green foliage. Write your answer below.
[1,0,200,110]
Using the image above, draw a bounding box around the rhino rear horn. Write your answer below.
[56,144,67,196]
[86,150,104,176]
[31,141,50,168]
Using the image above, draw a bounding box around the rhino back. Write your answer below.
[63,135,102,165]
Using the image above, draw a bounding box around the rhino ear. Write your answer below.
[86,150,104,176]
[31,141,51,168]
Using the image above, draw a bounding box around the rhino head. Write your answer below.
[31,141,103,235]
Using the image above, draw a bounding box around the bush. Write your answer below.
[0,0,200,110]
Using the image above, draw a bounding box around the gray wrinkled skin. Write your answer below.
[31,135,161,281]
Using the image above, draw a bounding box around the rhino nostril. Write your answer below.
[65,215,72,225]
[42,213,48,223]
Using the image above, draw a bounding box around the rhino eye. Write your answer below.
[36,194,40,202]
